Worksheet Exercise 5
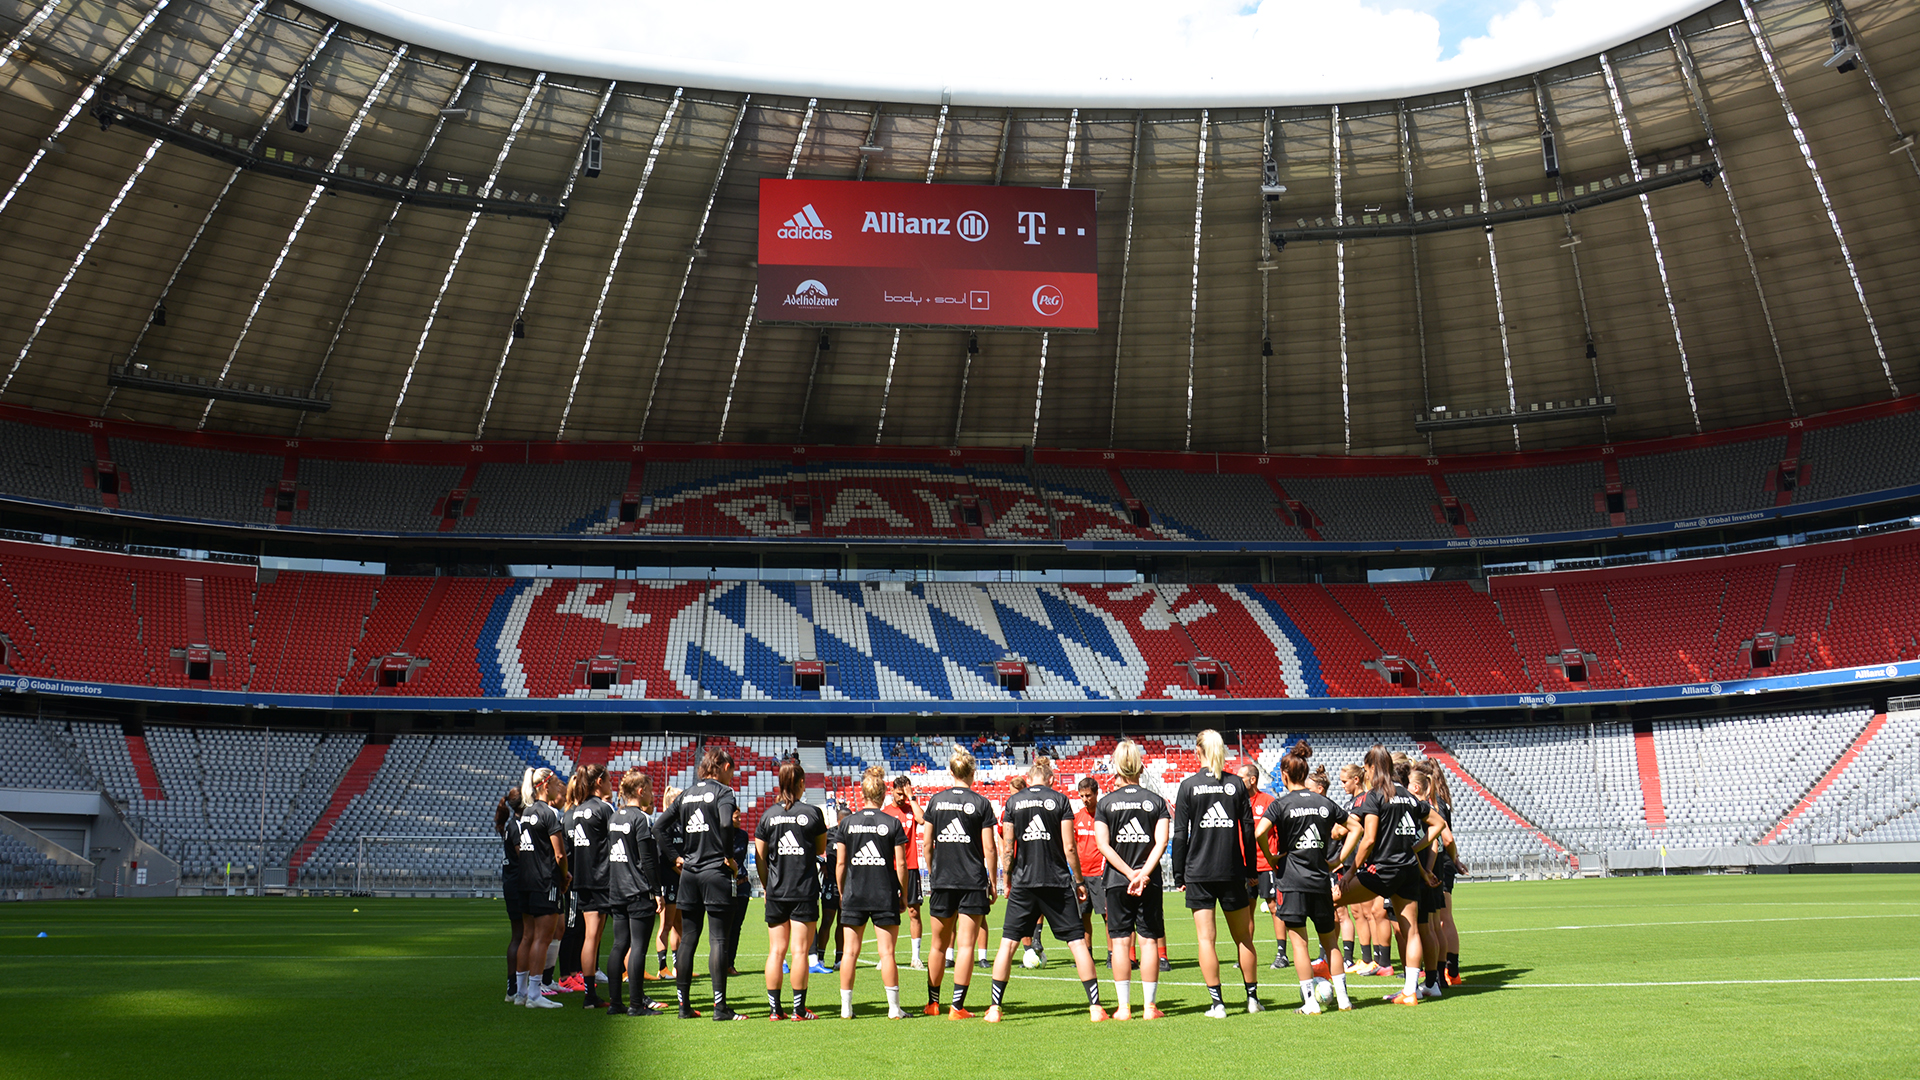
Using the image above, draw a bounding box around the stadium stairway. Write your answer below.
[1761,712,1889,844]
[1415,739,1565,855]
[126,730,165,800]
[1633,722,1667,830]
[288,735,383,879]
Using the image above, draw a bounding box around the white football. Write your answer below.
[1311,977,1334,1006]
[1021,949,1042,970]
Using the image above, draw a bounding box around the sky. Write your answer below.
[358,0,1713,104]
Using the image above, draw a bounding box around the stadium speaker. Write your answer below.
[512,315,526,339]
[817,331,831,352]
[967,335,979,355]
[1261,340,1274,357]
[150,303,166,327]
[289,82,311,133]
[1585,338,1597,360]
[583,132,602,178]
[1540,130,1559,177]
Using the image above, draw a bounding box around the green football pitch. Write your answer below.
[0,875,1912,1079]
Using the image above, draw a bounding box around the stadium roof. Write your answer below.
[0,0,1914,456]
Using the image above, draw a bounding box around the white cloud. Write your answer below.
[347,0,1712,105]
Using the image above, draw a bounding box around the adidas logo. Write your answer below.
[572,826,589,847]
[1115,818,1151,844]
[1022,816,1052,842]
[849,841,886,867]
[776,204,833,240]
[517,832,534,852]
[937,818,971,843]
[609,845,630,863]
[1294,825,1321,850]
[685,808,710,833]
[1199,804,1234,828]
[777,832,806,856]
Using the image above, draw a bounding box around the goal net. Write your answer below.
[352,835,505,895]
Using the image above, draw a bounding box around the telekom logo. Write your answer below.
[1031,285,1064,316]
[1018,211,1047,245]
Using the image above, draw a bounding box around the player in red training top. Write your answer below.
[1073,777,1111,963]
[1238,761,1285,971]
[885,776,928,970]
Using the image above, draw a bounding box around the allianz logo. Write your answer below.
[1854,666,1894,679]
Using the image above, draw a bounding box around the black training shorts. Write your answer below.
[929,888,993,919]
[518,885,561,917]
[573,887,611,914]
[504,889,525,919]
[904,872,924,907]
[1256,869,1280,902]
[1356,863,1424,905]
[839,907,902,929]
[765,896,821,926]
[1183,878,1253,913]
[1277,886,1336,935]
[1103,884,1166,940]
[1002,886,1084,943]
[676,870,732,914]
[1078,876,1105,920]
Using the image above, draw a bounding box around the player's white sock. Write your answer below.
[885,985,900,1011]
[977,948,988,962]
[1143,980,1158,1004]
[1404,969,1420,998]
[545,941,560,970]
[516,971,530,996]
[1331,974,1350,1008]
[1115,982,1131,1010]
[946,948,955,963]
[912,940,922,965]
[1299,979,1314,1005]
[841,989,854,1016]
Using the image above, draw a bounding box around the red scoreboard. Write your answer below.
[756,178,1098,331]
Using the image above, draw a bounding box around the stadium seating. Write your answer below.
[6,403,1917,543]
[5,531,1920,702]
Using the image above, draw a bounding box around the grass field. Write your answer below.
[0,875,1913,1078]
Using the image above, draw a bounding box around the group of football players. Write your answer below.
[492,730,1464,1022]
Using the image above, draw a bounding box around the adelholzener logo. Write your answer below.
[783,279,840,307]
[777,203,833,240]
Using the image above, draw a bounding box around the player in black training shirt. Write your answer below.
[984,757,1108,1024]
[1333,744,1447,1007]
[1423,760,1465,988]
[566,764,615,1009]
[835,766,910,1019]
[1093,739,1170,1021]
[1172,729,1262,1017]
[1254,742,1353,1014]
[605,769,663,1016]
[495,786,526,1003]
[513,768,568,1009]
[1408,761,1463,1001]
[921,745,999,1019]
[671,746,748,1021]
[755,758,828,1020]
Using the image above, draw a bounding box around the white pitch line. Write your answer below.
[1465,912,1920,935]
[996,973,1920,991]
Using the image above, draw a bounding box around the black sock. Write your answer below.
[768,989,782,1014]
[708,914,730,1007]
[1243,981,1259,1003]
[928,980,941,1006]
[990,979,1007,1007]
[1342,939,1354,963]
[1376,945,1390,968]
[1082,978,1100,1006]
[658,949,668,969]
[1448,952,1459,977]
[1207,984,1224,1007]
[794,987,807,1014]
[543,965,554,984]
[953,982,969,1009]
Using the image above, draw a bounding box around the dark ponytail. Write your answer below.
[493,787,523,836]
[1281,741,1313,785]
